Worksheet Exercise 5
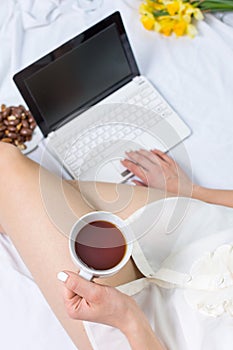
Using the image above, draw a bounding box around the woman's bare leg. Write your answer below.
[0,143,95,349]
[0,224,5,233]
[0,142,169,349]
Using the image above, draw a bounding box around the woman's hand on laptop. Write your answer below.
[121,149,233,208]
[121,149,193,196]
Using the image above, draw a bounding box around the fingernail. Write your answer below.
[57,271,69,282]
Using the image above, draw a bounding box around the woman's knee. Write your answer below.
[0,142,24,171]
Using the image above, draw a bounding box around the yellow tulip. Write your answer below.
[141,15,156,30]
[154,20,161,32]
[159,18,175,36]
[154,3,166,10]
[167,1,179,16]
[140,0,205,38]
[193,8,204,21]
[183,14,191,23]
[160,26,173,36]
[187,24,198,38]
[139,3,151,14]
[173,20,187,36]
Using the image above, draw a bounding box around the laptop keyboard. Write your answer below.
[49,80,174,178]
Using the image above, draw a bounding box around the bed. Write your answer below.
[1,0,233,349]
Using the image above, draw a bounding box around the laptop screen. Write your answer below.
[13,12,139,136]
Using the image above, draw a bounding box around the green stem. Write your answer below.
[192,0,233,10]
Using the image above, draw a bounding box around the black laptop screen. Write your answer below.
[24,23,132,130]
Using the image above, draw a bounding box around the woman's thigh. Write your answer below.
[0,143,96,349]
[0,143,169,349]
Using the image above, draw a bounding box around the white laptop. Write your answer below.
[13,11,191,183]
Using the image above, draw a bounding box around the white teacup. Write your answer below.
[69,211,133,280]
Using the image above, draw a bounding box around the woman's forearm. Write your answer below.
[192,185,233,208]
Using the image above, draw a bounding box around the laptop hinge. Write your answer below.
[47,131,55,139]
[133,76,146,85]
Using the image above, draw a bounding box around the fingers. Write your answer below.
[121,149,165,173]
[58,271,95,300]
[121,149,176,190]
[57,271,90,320]
[151,149,174,165]
[121,149,165,185]
[63,284,76,301]
[126,150,162,168]
[58,270,113,322]
[132,180,147,187]
[123,149,174,167]
[121,158,148,184]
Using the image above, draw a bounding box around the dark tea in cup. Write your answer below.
[74,220,126,270]
[69,211,133,280]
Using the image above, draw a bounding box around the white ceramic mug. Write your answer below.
[69,211,133,280]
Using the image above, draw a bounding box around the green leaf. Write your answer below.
[152,10,169,17]
[192,0,233,10]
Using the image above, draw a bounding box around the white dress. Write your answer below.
[84,197,233,350]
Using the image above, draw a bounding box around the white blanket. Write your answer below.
[1,1,233,349]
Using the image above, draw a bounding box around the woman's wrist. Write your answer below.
[115,297,140,334]
[119,299,165,349]
[191,184,216,203]
[191,184,204,200]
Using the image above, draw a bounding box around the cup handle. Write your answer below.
[79,269,93,281]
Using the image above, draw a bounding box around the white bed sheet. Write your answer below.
[0,0,233,349]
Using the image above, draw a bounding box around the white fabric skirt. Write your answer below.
[84,197,233,350]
